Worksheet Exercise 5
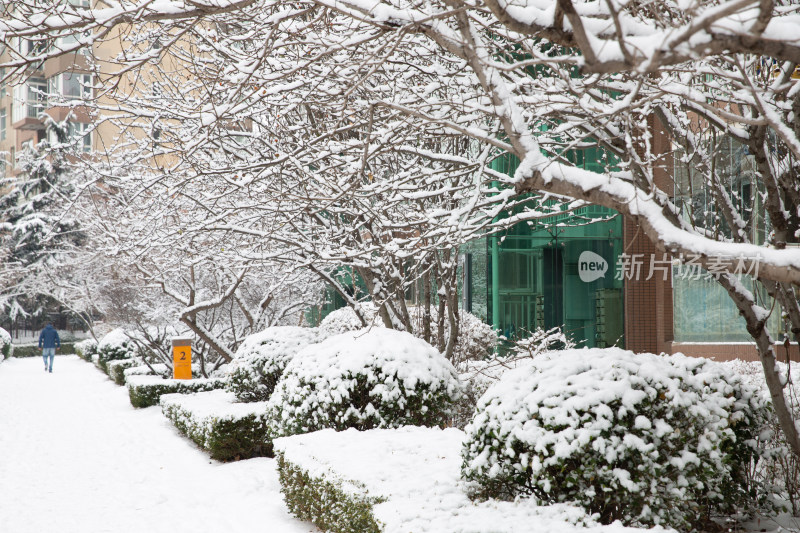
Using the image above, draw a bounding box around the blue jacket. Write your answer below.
[39,325,61,349]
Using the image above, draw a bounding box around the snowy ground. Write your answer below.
[0,356,318,533]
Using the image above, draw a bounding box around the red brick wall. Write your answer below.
[623,115,674,354]
[671,342,800,363]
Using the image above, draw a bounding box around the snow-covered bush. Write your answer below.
[74,338,98,362]
[269,329,462,437]
[226,326,321,402]
[461,348,771,530]
[107,359,141,386]
[727,359,800,515]
[318,303,379,337]
[451,327,573,429]
[0,327,11,360]
[124,363,169,379]
[96,328,139,373]
[450,312,499,364]
[126,375,226,408]
[319,305,498,367]
[161,390,272,461]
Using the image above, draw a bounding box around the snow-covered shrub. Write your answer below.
[450,312,499,364]
[450,327,572,429]
[727,359,800,515]
[318,303,379,337]
[461,348,771,530]
[407,307,499,365]
[161,390,272,461]
[74,338,98,362]
[126,375,226,408]
[124,363,169,379]
[226,326,321,402]
[107,359,141,386]
[0,327,11,360]
[96,328,138,373]
[277,450,383,533]
[319,305,499,367]
[269,329,462,437]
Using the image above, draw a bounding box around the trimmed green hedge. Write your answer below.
[10,343,76,357]
[276,452,383,533]
[161,391,273,461]
[75,339,98,362]
[127,376,226,408]
[107,359,141,385]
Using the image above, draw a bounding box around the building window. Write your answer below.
[46,121,92,152]
[69,122,92,152]
[12,78,47,122]
[55,31,91,55]
[0,108,6,141]
[48,72,92,101]
[672,134,780,343]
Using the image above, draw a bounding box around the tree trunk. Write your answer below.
[717,274,800,457]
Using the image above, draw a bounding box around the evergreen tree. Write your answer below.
[0,116,84,319]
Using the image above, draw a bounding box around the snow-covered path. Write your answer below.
[0,356,318,533]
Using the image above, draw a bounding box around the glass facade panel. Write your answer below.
[476,212,624,348]
[673,272,781,342]
[477,147,625,349]
[672,134,781,342]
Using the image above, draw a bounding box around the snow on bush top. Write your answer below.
[161,390,269,421]
[317,303,378,337]
[269,328,462,436]
[97,328,132,350]
[226,326,322,402]
[462,348,770,529]
[75,338,97,353]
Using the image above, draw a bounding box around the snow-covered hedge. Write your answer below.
[96,329,138,373]
[107,359,141,385]
[0,327,11,360]
[269,329,461,438]
[161,390,272,461]
[274,427,644,533]
[226,326,322,402]
[461,348,770,530]
[127,375,226,408]
[74,338,98,362]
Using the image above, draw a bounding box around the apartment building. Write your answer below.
[0,34,97,176]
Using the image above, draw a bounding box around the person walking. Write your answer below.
[39,323,61,373]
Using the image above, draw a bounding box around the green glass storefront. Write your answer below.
[462,149,625,349]
[464,207,624,349]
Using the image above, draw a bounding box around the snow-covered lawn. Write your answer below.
[0,356,317,533]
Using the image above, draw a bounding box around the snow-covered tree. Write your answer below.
[3,0,800,454]
[0,117,85,320]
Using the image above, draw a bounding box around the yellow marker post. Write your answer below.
[172,337,192,380]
